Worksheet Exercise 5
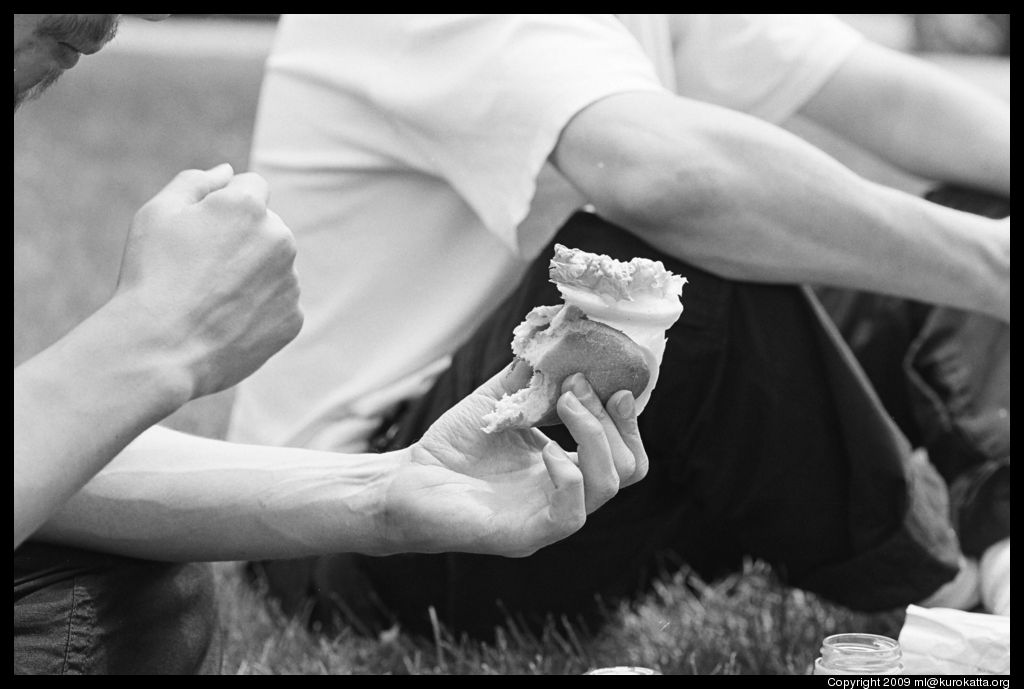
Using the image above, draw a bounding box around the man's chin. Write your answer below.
[14,70,63,112]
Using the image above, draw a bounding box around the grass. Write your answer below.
[214,560,904,675]
[16,18,999,675]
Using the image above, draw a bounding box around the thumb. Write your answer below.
[157,163,234,205]
[476,360,533,401]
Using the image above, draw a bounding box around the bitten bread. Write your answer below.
[482,243,686,433]
[481,304,650,432]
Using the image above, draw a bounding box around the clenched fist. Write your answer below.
[114,164,304,400]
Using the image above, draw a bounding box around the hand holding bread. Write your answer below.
[383,245,681,556]
[483,244,686,433]
[389,361,649,556]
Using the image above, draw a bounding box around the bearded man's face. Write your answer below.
[13,14,121,111]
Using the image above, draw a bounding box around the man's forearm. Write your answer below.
[797,42,1009,197]
[555,91,1010,322]
[14,296,192,548]
[33,425,400,562]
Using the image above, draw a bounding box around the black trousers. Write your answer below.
[260,189,1009,640]
[816,186,1010,558]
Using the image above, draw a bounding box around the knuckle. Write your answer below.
[277,231,299,259]
[287,308,305,337]
[619,405,641,427]
[618,454,637,478]
[633,462,649,482]
[633,443,651,468]
[563,469,584,489]
[258,227,296,262]
[606,472,621,493]
[174,168,205,186]
[582,413,606,437]
[235,171,267,187]
[623,427,647,452]
[218,187,266,216]
[141,188,184,216]
[238,190,268,216]
[567,378,600,410]
[595,480,619,505]
[276,268,299,294]
[270,238,298,268]
[566,398,597,425]
[584,397,610,421]
[568,511,586,534]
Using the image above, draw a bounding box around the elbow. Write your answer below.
[591,151,734,239]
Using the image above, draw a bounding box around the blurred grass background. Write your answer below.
[13,15,1008,675]
[14,23,271,436]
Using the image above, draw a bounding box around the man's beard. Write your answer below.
[14,15,120,112]
[14,69,63,113]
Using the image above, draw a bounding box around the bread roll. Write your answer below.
[481,305,649,432]
[482,243,685,433]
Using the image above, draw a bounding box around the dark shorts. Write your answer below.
[256,188,1009,640]
[13,542,222,675]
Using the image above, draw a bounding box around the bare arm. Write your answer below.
[33,424,397,561]
[33,369,648,562]
[797,42,1009,197]
[14,298,190,550]
[14,165,303,549]
[552,90,1009,321]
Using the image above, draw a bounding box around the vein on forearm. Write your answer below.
[556,90,1009,320]
[35,427,400,562]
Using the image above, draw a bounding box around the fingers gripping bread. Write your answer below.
[482,243,685,433]
[482,304,650,432]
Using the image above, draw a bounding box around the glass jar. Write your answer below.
[813,633,904,675]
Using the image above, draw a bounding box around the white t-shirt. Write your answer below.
[228,14,864,452]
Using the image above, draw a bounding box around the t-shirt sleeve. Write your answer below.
[358,15,666,249]
[668,14,866,123]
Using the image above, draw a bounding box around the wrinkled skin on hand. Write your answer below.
[382,364,648,557]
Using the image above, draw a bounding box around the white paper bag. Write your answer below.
[898,604,1010,674]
